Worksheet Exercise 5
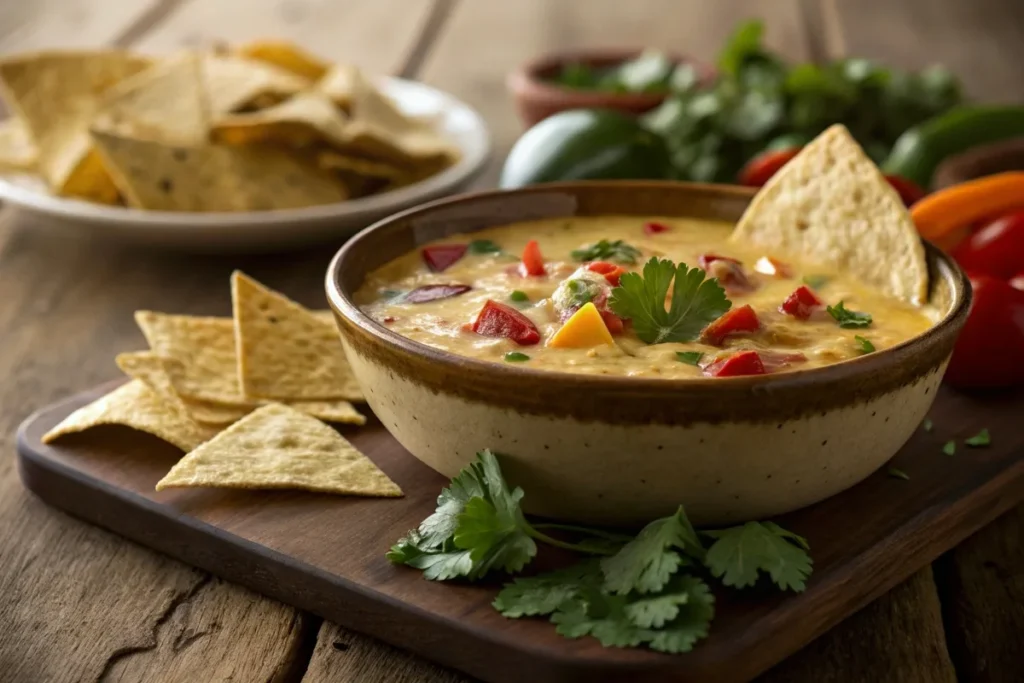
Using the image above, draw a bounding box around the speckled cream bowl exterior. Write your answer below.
[326,182,970,527]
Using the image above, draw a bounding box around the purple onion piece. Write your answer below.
[402,284,472,303]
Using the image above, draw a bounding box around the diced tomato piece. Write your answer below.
[753,256,793,278]
[586,261,626,286]
[599,309,625,335]
[704,350,767,377]
[382,316,397,324]
[759,350,807,372]
[779,285,823,320]
[520,240,546,276]
[701,305,760,345]
[470,300,540,346]
[643,221,670,235]
[699,254,756,294]
[403,284,472,303]
[421,244,467,272]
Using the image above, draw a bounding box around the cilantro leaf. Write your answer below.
[854,335,875,353]
[801,274,829,290]
[601,506,704,594]
[888,467,910,481]
[703,521,813,592]
[571,239,643,265]
[623,575,713,629]
[676,351,704,366]
[609,258,732,345]
[923,418,933,432]
[964,428,990,447]
[827,301,872,328]
[493,561,603,618]
[468,239,503,254]
[943,440,956,456]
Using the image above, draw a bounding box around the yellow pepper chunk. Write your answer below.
[547,302,615,349]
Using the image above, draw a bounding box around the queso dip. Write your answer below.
[356,216,935,379]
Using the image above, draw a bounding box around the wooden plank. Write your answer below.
[829,3,1024,680]
[0,0,163,54]
[134,0,436,74]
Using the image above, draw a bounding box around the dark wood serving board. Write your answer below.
[16,381,1024,683]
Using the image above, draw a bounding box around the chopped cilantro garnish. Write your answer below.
[854,336,875,354]
[943,440,956,456]
[802,274,829,289]
[509,290,529,303]
[922,418,933,432]
[702,522,812,592]
[468,239,503,255]
[676,351,703,366]
[571,239,643,265]
[964,428,990,448]
[888,467,910,480]
[827,301,872,329]
[609,257,732,344]
[504,352,530,362]
[380,288,405,301]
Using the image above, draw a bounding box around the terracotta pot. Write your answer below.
[326,181,970,526]
[507,48,713,128]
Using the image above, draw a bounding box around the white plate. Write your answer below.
[0,78,491,252]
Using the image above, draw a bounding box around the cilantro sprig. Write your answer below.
[571,239,643,265]
[827,301,872,329]
[391,451,813,654]
[609,257,732,344]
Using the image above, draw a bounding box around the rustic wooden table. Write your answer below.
[0,1,1021,681]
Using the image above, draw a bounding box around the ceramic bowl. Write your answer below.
[507,48,712,128]
[326,182,970,526]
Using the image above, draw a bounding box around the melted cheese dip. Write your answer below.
[356,217,936,378]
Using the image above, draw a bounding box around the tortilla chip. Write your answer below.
[0,51,150,199]
[42,380,213,451]
[731,125,928,304]
[155,403,400,496]
[236,40,329,81]
[211,91,348,149]
[91,130,347,211]
[232,271,363,401]
[317,149,407,180]
[316,64,357,109]
[202,54,309,115]
[0,117,37,170]
[291,399,366,425]
[92,52,208,146]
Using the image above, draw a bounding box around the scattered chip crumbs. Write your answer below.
[231,271,363,401]
[943,440,956,456]
[922,418,933,432]
[155,403,400,496]
[42,380,214,451]
[887,467,910,481]
[964,428,990,448]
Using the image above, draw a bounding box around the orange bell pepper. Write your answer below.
[910,172,1024,241]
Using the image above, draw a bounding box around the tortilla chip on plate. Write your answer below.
[155,403,400,496]
[92,52,209,146]
[316,64,357,109]
[42,380,214,451]
[731,124,928,305]
[236,39,329,81]
[211,90,348,148]
[0,117,37,170]
[91,129,347,211]
[290,399,366,425]
[0,50,150,200]
[316,149,407,180]
[232,271,363,401]
[202,54,309,115]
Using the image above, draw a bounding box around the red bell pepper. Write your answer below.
[643,221,670,235]
[738,148,801,187]
[599,310,625,335]
[779,285,823,320]
[944,274,1024,389]
[470,300,541,346]
[520,240,546,276]
[586,261,626,286]
[698,254,755,294]
[403,284,472,303]
[1012,271,1024,291]
[952,210,1024,280]
[884,174,926,207]
[701,305,760,345]
[704,350,767,377]
[422,244,467,272]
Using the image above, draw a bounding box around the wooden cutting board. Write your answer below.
[16,381,1024,683]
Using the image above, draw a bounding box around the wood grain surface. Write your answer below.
[0,1,1022,682]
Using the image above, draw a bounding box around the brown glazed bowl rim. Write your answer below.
[326,181,970,400]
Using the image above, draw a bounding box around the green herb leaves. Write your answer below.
[504,352,530,362]
[702,522,813,592]
[571,239,642,265]
[676,351,704,366]
[827,301,872,329]
[965,428,990,447]
[468,239,503,255]
[802,274,830,290]
[601,508,704,594]
[609,257,732,344]
[943,440,956,456]
[854,336,875,353]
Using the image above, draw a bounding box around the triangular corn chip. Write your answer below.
[42,380,214,451]
[731,124,928,304]
[0,117,37,171]
[155,403,400,496]
[231,271,363,400]
[211,90,348,148]
[202,54,309,115]
[236,40,329,81]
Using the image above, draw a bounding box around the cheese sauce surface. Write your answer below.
[356,216,936,379]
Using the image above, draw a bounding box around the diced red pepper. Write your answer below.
[779,285,823,320]
[382,316,397,324]
[753,256,793,278]
[704,350,767,377]
[701,305,761,345]
[402,284,472,303]
[759,350,808,372]
[599,309,625,335]
[698,254,742,270]
[470,300,540,346]
[738,148,801,187]
[698,254,756,294]
[520,240,546,276]
[643,221,670,235]
[421,244,467,272]
[586,261,626,286]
